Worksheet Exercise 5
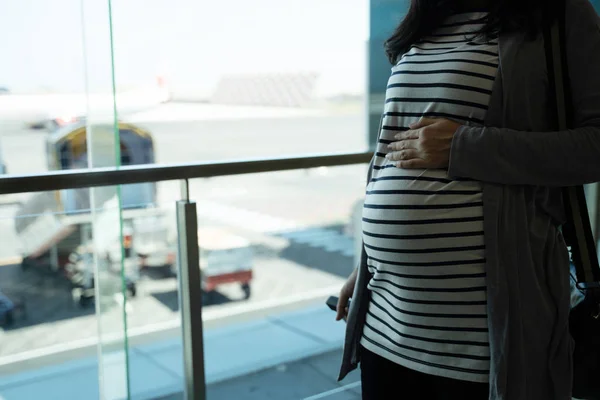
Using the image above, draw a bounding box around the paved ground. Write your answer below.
[0,103,366,176]
[0,223,353,357]
[161,348,362,400]
[0,302,358,400]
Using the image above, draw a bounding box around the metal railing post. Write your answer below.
[176,179,206,400]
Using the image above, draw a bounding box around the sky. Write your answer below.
[0,0,371,95]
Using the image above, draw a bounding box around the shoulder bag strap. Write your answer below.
[543,0,600,287]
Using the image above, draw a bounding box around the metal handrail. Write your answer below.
[0,151,373,195]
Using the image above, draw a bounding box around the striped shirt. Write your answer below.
[359,12,498,383]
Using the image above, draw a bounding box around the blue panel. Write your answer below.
[369,0,408,92]
[367,0,409,146]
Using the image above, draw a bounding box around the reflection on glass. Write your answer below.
[1,180,182,400]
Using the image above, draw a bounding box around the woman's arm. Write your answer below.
[448,0,600,186]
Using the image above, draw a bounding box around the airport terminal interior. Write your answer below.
[1,0,600,399]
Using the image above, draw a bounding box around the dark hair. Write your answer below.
[385,0,560,64]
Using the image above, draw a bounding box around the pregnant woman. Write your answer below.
[335,0,600,399]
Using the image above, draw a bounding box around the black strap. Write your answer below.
[543,0,600,286]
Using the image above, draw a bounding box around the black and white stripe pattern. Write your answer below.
[360,12,498,383]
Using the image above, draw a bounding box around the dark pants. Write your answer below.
[360,345,489,400]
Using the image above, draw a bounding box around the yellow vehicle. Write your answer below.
[15,122,175,278]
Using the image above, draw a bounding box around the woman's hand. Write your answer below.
[386,118,462,169]
[336,268,358,321]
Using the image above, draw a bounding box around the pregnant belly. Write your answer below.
[362,169,485,266]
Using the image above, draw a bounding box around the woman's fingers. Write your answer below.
[395,130,421,140]
[336,291,349,321]
[409,117,437,130]
[388,139,418,151]
[385,148,420,162]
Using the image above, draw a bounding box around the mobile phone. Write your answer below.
[326,295,350,312]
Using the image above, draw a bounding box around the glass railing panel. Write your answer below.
[0,179,186,400]
[185,164,367,399]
